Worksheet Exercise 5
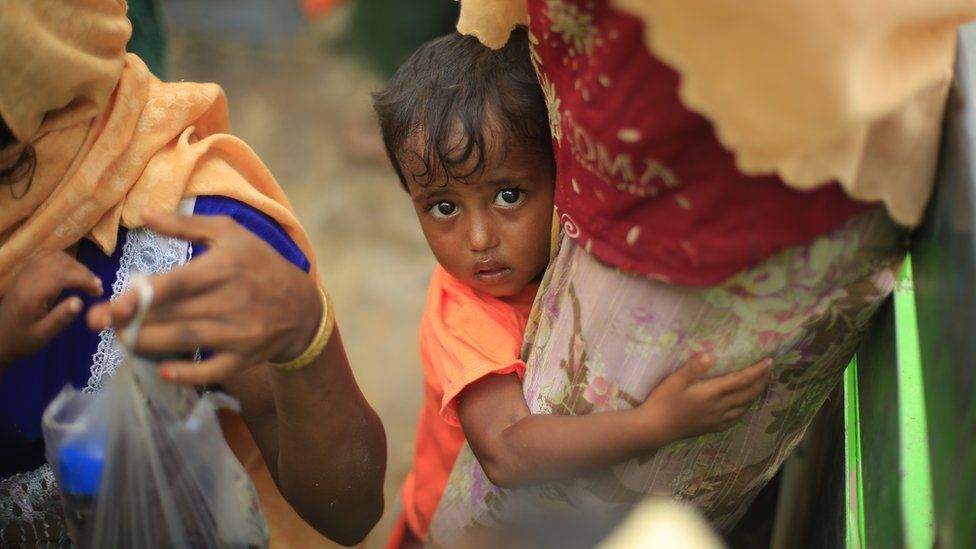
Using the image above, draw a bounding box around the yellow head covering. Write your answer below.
[0,0,316,290]
[0,0,132,143]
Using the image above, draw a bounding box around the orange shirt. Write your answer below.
[399,265,537,541]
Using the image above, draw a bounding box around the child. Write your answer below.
[373,29,773,546]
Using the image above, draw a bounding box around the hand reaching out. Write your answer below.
[0,250,104,371]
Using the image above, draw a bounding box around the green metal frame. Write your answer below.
[844,356,865,549]
[844,258,936,548]
[893,259,935,549]
[840,22,976,548]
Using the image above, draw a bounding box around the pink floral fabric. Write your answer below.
[428,208,906,544]
[529,0,870,285]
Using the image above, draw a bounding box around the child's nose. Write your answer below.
[467,214,499,252]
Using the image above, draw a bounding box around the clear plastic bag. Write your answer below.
[41,278,269,548]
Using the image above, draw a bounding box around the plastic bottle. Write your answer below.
[57,441,104,546]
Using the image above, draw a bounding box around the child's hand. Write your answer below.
[638,354,773,446]
[0,250,103,369]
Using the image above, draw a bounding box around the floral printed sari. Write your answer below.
[429,208,906,545]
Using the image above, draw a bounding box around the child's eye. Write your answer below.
[494,189,524,208]
[429,201,458,219]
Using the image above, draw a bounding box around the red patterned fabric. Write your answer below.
[529,0,872,285]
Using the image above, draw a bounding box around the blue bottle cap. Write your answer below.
[58,442,104,496]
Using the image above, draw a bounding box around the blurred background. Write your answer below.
[145,0,461,545]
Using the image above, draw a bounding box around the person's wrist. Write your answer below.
[633,404,671,452]
[273,278,324,363]
[270,283,335,372]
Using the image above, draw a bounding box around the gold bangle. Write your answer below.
[270,285,335,372]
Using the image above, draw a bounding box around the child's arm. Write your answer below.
[458,354,771,488]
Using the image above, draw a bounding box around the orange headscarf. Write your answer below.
[0,0,316,291]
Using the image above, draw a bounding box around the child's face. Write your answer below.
[401,136,555,298]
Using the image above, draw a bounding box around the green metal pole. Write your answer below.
[894,257,935,548]
[844,356,866,549]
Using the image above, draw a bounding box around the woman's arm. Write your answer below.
[459,354,771,489]
[87,211,386,545]
[221,329,386,547]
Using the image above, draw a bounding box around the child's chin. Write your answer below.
[473,279,520,298]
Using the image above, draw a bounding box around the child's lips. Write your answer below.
[473,261,512,283]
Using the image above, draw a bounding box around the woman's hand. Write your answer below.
[87,210,387,542]
[637,354,773,445]
[0,250,103,371]
[86,210,321,386]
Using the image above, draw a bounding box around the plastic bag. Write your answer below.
[41,277,269,548]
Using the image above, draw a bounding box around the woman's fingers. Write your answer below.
[140,210,233,248]
[49,254,104,297]
[23,250,103,302]
[84,212,315,387]
[87,291,136,331]
[158,352,240,387]
[141,288,235,325]
[87,210,244,330]
[128,320,246,355]
[33,296,84,339]
[147,256,228,311]
[85,254,228,331]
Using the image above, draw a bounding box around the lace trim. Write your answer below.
[84,228,190,394]
[2,202,195,546]
[0,465,68,546]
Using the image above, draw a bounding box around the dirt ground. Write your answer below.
[167,9,431,547]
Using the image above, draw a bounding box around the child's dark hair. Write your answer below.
[372,28,552,188]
